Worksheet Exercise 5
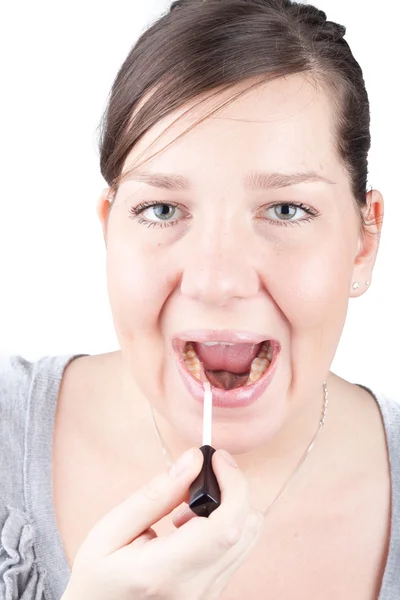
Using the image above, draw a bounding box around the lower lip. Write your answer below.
[174,341,280,408]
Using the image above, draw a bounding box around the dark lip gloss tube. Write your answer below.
[189,381,221,517]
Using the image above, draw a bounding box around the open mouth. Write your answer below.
[181,340,274,391]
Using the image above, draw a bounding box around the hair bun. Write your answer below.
[170,0,199,11]
[170,0,188,11]
[292,4,327,27]
[323,21,346,41]
[290,4,346,40]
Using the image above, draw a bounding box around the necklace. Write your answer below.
[150,381,328,517]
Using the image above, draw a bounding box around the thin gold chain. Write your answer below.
[149,381,328,517]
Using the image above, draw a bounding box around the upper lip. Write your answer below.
[172,329,276,354]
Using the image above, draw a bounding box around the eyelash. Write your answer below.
[128,200,319,229]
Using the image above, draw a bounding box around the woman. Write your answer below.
[0,0,397,598]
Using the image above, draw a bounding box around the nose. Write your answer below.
[180,227,260,307]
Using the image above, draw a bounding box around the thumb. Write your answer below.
[81,447,204,557]
[172,448,239,528]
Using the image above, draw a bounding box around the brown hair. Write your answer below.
[98,0,377,237]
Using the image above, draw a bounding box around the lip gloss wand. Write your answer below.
[188,380,221,517]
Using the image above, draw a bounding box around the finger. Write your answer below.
[171,490,193,528]
[171,505,197,528]
[82,447,204,556]
[153,449,256,569]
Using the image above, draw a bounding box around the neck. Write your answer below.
[89,355,363,514]
[149,378,328,476]
[114,357,334,486]
[68,354,376,517]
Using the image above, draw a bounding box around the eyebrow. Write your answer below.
[120,169,335,190]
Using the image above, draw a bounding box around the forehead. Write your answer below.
[122,74,339,180]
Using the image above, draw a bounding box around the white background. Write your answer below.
[0,1,398,398]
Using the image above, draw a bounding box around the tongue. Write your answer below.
[193,342,262,373]
[205,370,250,390]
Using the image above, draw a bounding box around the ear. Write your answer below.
[97,187,113,245]
[350,188,384,296]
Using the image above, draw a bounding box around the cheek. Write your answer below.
[105,237,174,336]
[266,241,353,329]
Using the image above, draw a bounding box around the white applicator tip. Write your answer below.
[202,380,212,447]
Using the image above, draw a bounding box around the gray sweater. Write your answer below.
[0,354,399,600]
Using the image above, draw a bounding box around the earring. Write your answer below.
[352,281,370,290]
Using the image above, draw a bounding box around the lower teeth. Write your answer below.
[182,341,272,388]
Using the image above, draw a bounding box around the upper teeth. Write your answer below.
[202,341,236,346]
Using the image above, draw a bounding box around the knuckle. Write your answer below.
[217,523,243,550]
[141,474,165,503]
[130,572,165,598]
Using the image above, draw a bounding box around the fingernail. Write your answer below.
[219,449,238,468]
[169,448,195,478]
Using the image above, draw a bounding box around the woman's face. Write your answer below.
[98,74,382,454]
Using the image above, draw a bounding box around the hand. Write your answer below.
[62,447,263,600]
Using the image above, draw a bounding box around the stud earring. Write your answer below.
[365,281,370,287]
[352,282,359,289]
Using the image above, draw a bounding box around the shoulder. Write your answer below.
[0,354,37,471]
[370,389,400,434]
[0,353,36,407]
[0,354,54,518]
[372,390,400,464]
[0,354,48,465]
[0,353,88,502]
[357,385,400,446]
[361,386,400,485]
[0,353,92,444]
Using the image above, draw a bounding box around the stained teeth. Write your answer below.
[183,343,202,380]
[244,341,271,386]
[182,340,273,387]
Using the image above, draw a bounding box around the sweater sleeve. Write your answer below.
[0,355,47,599]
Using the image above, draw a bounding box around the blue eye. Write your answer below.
[128,200,318,229]
[147,204,177,221]
[266,203,312,223]
[129,201,188,228]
